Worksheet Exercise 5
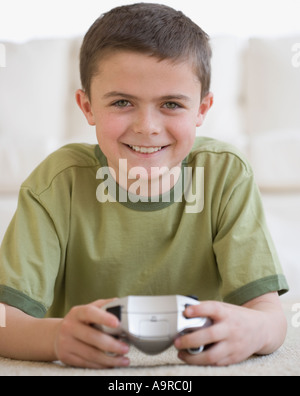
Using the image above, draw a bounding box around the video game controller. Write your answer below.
[94,295,212,355]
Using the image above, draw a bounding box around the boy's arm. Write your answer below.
[175,292,287,366]
[0,302,130,368]
[0,304,60,361]
[242,292,287,355]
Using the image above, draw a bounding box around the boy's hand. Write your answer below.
[54,299,130,369]
[174,293,287,366]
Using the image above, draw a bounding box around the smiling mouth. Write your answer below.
[127,145,167,154]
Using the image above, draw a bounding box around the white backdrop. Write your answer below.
[1,0,300,42]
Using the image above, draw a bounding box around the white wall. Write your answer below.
[1,0,300,43]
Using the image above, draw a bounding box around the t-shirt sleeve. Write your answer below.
[213,168,289,305]
[0,186,61,317]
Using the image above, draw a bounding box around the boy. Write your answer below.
[0,3,289,368]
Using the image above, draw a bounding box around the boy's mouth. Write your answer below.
[126,144,168,154]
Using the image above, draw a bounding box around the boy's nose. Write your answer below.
[132,109,161,136]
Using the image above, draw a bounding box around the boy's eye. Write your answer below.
[113,100,131,108]
[163,102,181,110]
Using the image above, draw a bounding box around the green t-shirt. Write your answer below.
[0,137,289,318]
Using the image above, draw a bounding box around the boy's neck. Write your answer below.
[109,159,183,198]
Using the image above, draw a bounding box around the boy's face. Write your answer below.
[77,51,213,192]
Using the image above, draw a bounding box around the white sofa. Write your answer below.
[1,35,300,300]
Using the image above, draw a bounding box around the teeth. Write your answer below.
[129,145,162,154]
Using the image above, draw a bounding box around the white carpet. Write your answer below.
[0,302,299,376]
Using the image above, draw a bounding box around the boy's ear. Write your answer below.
[75,89,96,126]
[196,92,214,127]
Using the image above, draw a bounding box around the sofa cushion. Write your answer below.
[63,37,97,144]
[0,39,71,142]
[0,39,75,192]
[250,130,300,191]
[246,36,300,189]
[246,36,300,134]
[199,36,248,148]
[0,137,61,193]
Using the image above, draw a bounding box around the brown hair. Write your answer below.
[80,3,212,100]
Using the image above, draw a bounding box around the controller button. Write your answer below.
[187,346,205,354]
[107,306,122,321]
[186,295,199,301]
[184,304,192,318]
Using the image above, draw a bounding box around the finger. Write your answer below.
[71,345,130,369]
[91,298,118,309]
[69,321,130,356]
[178,341,228,366]
[60,338,130,369]
[175,322,226,352]
[92,331,130,356]
[74,304,120,328]
[184,301,228,322]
